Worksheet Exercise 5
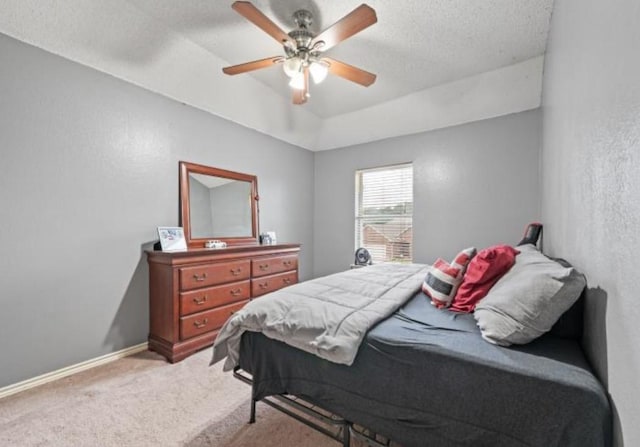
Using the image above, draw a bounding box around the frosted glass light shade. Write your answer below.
[309,61,329,84]
[289,72,305,90]
[283,57,303,77]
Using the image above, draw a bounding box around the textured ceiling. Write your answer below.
[0,0,554,150]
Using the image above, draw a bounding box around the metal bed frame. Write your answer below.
[233,367,393,447]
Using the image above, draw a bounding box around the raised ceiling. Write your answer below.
[0,0,554,150]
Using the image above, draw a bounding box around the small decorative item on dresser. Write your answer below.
[259,233,272,245]
[157,227,187,251]
[205,240,227,249]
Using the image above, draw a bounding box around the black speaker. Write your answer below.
[354,247,372,266]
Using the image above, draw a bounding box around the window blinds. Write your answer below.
[355,163,413,263]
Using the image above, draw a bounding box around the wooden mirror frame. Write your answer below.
[179,161,259,248]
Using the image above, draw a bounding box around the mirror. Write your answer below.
[179,161,259,248]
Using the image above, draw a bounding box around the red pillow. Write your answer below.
[450,245,519,313]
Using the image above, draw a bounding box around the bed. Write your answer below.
[213,254,612,447]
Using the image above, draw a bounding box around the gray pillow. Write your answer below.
[474,244,586,346]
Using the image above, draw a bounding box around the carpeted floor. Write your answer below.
[0,348,370,446]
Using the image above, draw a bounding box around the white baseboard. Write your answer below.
[0,342,149,400]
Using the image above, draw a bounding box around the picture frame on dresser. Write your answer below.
[157,226,187,251]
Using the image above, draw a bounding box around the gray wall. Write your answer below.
[313,110,541,277]
[0,34,314,388]
[541,1,640,445]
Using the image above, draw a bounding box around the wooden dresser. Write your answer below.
[147,243,300,363]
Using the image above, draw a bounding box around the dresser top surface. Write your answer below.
[146,243,300,266]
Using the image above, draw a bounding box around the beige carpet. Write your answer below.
[0,348,380,447]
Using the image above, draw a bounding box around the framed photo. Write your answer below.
[157,227,187,251]
[259,231,277,245]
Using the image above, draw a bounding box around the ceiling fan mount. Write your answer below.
[291,9,313,31]
[283,10,318,57]
[222,2,378,105]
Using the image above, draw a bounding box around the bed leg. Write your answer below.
[343,424,350,447]
[249,398,257,424]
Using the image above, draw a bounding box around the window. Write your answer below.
[355,163,413,263]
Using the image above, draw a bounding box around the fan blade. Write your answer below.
[293,67,309,105]
[312,4,377,51]
[222,56,282,75]
[232,1,293,45]
[324,57,376,86]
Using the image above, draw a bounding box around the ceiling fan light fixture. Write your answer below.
[309,61,329,84]
[288,72,306,90]
[283,56,303,78]
[223,2,378,104]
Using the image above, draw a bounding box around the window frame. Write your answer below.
[354,163,414,264]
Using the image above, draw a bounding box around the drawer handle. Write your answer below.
[258,282,269,289]
[193,273,208,282]
[259,264,269,270]
[230,288,242,296]
[283,278,292,285]
[193,318,208,329]
[283,260,292,267]
[230,268,243,276]
[193,296,207,305]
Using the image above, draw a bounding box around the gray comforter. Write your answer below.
[211,263,429,371]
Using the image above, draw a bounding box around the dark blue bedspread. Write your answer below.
[239,291,611,447]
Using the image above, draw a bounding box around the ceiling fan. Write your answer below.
[222,1,378,105]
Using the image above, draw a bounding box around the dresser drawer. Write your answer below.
[252,254,298,278]
[180,260,250,291]
[180,280,250,316]
[180,300,248,340]
[252,270,298,297]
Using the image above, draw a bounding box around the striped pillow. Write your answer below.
[422,247,476,308]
